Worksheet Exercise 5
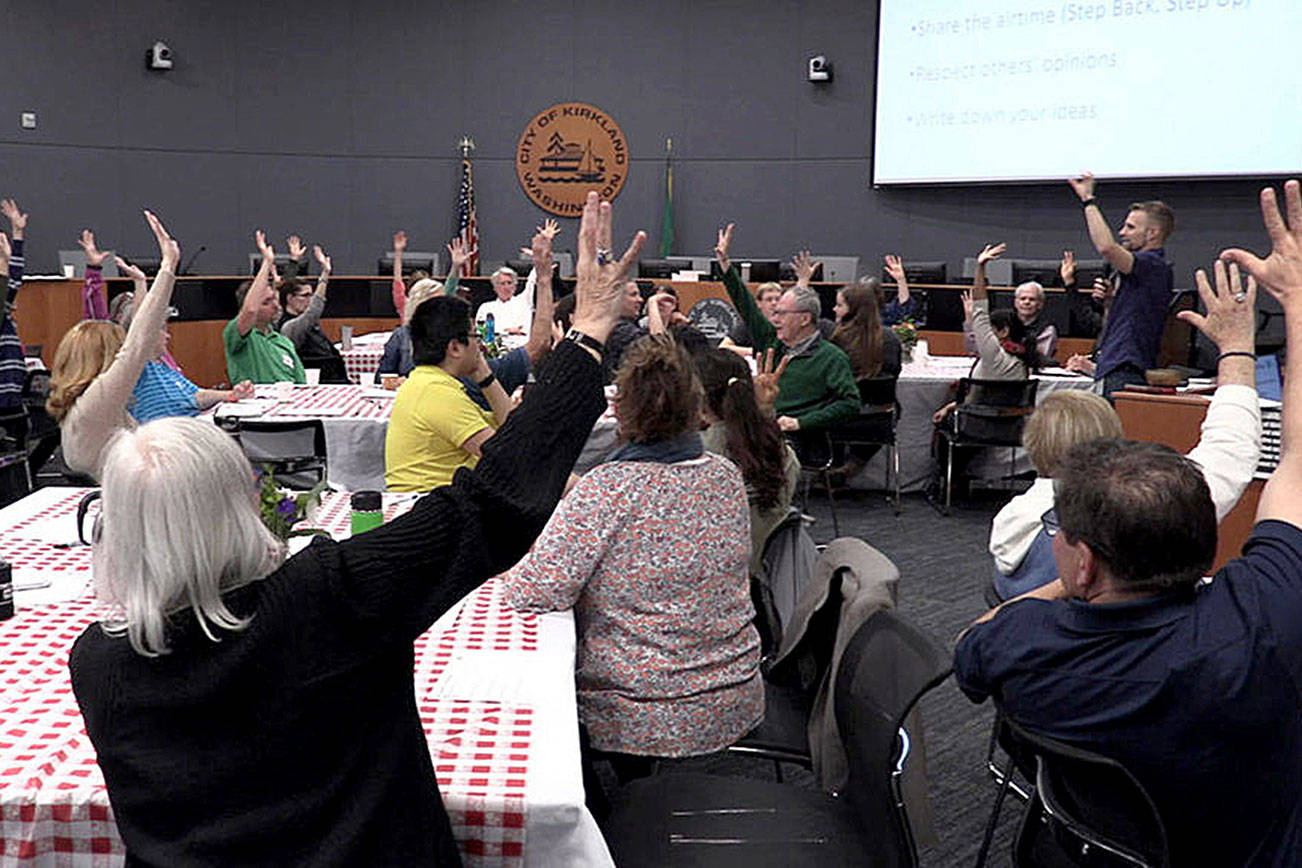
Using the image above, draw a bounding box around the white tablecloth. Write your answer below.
[857,355,1096,493]
[0,487,613,867]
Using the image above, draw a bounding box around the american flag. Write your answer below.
[457,155,480,276]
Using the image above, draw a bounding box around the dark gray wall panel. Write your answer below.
[0,0,1287,286]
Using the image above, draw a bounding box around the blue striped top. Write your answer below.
[130,359,199,423]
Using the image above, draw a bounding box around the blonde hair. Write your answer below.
[1023,390,1124,477]
[47,320,127,422]
[755,281,783,302]
[403,278,444,326]
[94,417,284,656]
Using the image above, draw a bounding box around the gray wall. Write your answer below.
[0,0,1282,296]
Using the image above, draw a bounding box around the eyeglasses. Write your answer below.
[1040,508,1060,538]
[771,308,805,318]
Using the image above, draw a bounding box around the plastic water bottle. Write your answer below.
[484,313,496,346]
[350,491,383,537]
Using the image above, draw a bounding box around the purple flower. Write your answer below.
[276,498,298,520]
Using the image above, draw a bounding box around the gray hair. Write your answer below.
[1015,281,1045,299]
[785,285,822,325]
[94,417,285,656]
[490,266,518,282]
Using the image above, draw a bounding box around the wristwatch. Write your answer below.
[564,328,605,356]
[476,372,496,389]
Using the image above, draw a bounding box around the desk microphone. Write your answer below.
[180,245,206,276]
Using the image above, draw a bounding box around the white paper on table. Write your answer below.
[213,398,278,418]
[274,405,348,416]
[359,388,397,400]
[427,650,556,704]
[15,567,93,607]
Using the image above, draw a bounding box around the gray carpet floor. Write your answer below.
[623,488,1025,867]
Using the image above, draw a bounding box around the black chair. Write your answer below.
[936,377,1039,512]
[604,610,952,868]
[23,369,60,479]
[1002,716,1171,868]
[829,375,901,513]
[232,419,328,489]
[790,430,838,538]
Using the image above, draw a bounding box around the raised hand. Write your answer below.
[753,347,789,409]
[78,230,109,267]
[539,218,561,241]
[1060,250,1076,285]
[977,242,1006,265]
[1090,276,1113,303]
[960,290,974,321]
[0,233,9,273]
[1068,171,1096,202]
[530,226,554,274]
[113,255,147,285]
[791,250,819,286]
[572,191,646,344]
[714,223,735,270]
[313,244,332,274]
[144,210,180,269]
[393,230,408,253]
[286,234,307,261]
[1178,260,1257,354]
[1221,180,1302,307]
[883,253,906,284]
[255,230,274,263]
[0,199,27,239]
[447,237,474,270]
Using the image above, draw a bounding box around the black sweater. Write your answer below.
[69,341,606,867]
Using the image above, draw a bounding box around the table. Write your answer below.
[214,384,393,491]
[858,355,1095,493]
[336,330,391,385]
[0,487,613,867]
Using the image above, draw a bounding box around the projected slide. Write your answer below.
[873,0,1302,184]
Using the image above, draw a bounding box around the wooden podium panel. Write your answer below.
[1113,390,1263,572]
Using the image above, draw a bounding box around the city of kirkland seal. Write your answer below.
[515,102,628,216]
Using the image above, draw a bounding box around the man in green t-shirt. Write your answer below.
[224,230,305,385]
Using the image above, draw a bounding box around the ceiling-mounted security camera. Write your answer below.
[808,55,832,83]
[147,40,173,71]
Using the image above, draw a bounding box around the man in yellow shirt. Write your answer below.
[385,295,514,491]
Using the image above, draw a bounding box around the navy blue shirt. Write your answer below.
[956,520,1302,866]
[1093,248,1173,378]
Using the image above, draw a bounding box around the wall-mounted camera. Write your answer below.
[147,40,173,71]
[808,55,832,83]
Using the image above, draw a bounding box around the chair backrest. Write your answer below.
[956,377,1039,408]
[953,378,1039,446]
[23,369,50,401]
[857,374,898,410]
[834,609,952,868]
[1004,717,1170,868]
[758,508,819,658]
[236,419,328,489]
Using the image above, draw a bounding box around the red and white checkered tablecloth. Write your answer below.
[339,344,385,385]
[0,488,610,867]
[258,384,393,421]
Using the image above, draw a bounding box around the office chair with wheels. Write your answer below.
[935,377,1039,513]
[604,609,952,868]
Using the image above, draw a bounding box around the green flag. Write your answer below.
[659,138,675,257]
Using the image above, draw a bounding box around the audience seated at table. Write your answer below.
[275,235,348,383]
[0,199,27,412]
[989,382,1259,600]
[881,253,917,325]
[603,279,654,380]
[47,210,184,479]
[475,265,533,335]
[223,231,306,385]
[380,228,556,414]
[503,334,762,783]
[715,221,859,461]
[963,279,1060,361]
[831,277,903,380]
[697,347,799,578]
[384,223,563,492]
[955,177,1302,863]
[66,189,632,867]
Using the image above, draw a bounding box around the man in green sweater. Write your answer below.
[714,223,859,449]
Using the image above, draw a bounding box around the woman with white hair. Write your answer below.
[67,190,644,866]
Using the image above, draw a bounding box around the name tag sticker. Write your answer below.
[282,352,295,369]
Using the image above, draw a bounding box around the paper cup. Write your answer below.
[62,264,75,278]
[304,368,322,386]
